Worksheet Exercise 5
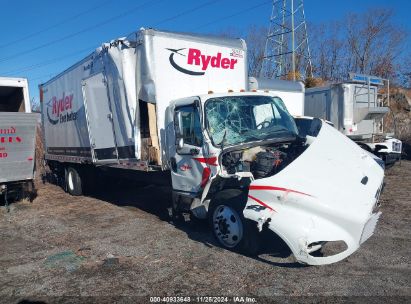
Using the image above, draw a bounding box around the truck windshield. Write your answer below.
[205,95,298,146]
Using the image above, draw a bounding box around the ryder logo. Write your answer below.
[166,48,239,76]
[46,93,78,125]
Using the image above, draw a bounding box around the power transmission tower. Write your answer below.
[261,0,313,80]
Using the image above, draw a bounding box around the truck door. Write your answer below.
[82,73,118,164]
[170,103,208,194]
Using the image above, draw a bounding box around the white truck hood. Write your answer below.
[244,122,384,265]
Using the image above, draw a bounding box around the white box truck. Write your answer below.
[305,74,402,164]
[40,29,384,265]
[248,76,305,116]
[0,77,39,210]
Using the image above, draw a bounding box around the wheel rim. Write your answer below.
[68,171,74,191]
[213,205,243,248]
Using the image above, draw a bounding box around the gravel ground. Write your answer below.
[0,161,410,303]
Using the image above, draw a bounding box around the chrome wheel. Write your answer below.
[212,205,243,248]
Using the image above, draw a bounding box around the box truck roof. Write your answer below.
[128,28,246,49]
[0,77,31,113]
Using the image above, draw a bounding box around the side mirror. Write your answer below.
[175,112,184,150]
[175,112,184,137]
[177,138,184,150]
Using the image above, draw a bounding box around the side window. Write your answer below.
[176,105,203,147]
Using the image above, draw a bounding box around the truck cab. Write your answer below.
[167,91,384,265]
[167,92,298,194]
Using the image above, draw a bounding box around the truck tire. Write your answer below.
[66,167,83,196]
[208,190,260,256]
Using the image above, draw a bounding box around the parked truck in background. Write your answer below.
[40,28,384,265]
[248,76,305,116]
[0,77,39,209]
[305,74,402,164]
[248,77,336,137]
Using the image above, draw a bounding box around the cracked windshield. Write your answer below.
[205,95,298,146]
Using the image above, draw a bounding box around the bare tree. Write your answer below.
[218,26,267,77]
[218,7,407,85]
[346,9,405,78]
[310,8,407,83]
[310,21,345,81]
[244,25,267,77]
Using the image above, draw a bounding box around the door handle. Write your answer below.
[107,113,113,120]
[170,157,177,172]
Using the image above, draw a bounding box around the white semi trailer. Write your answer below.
[305,74,402,164]
[40,28,384,265]
[0,77,39,210]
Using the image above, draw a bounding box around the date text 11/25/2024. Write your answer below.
[149,296,257,303]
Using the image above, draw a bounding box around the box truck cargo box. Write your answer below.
[0,77,39,208]
[40,29,247,168]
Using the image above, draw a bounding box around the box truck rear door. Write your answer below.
[82,73,118,164]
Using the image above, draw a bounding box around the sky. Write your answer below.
[0,0,410,105]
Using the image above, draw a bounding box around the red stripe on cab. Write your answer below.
[193,157,218,166]
[249,185,312,197]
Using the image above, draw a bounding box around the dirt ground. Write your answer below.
[1,162,410,303]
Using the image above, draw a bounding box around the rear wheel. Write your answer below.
[66,167,83,196]
[208,190,260,256]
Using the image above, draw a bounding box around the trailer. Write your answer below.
[0,77,39,210]
[305,74,402,164]
[40,28,384,265]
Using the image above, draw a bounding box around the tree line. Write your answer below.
[233,8,410,87]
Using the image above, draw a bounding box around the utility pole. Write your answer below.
[261,0,313,81]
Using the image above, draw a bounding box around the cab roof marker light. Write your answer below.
[228,89,233,93]
[252,89,257,92]
[240,89,245,92]
[208,90,213,94]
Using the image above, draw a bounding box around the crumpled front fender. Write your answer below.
[244,197,381,265]
[243,122,384,265]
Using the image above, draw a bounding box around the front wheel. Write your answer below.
[208,191,260,256]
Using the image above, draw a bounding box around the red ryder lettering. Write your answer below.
[187,48,238,70]
[52,93,73,116]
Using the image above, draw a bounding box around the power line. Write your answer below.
[193,0,271,30]
[1,0,223,73]
[0,0,164,63]
[2,45,97,76]
[0,0,112,49]
[153,0,221,27]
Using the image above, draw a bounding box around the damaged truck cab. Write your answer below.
[168,92,384,265]
[40,28,384,266]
